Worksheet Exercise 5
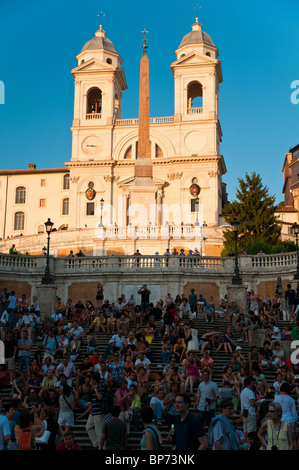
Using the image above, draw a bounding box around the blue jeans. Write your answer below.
[151,402,163,421]
[7,308,15,329]
[18,355,31,376]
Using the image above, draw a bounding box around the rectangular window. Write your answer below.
[191,198,199,213]
[39,199,46,208]
[63,174,70,190]
[62,198,69,216]
[41,179,46,187]
[86,202,95,216]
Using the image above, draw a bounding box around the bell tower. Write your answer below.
[171,15,223,155]
[70,23,127,162]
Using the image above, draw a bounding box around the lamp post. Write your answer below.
[231,217,242,285]
[99,198,104,227]
[41,218,54,284]
[292,222,299,279]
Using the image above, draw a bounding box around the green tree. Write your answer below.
[222,172,281,254]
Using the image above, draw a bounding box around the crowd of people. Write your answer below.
[1,279,299,451]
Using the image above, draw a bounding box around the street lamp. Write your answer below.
[41,218,54,284]
[231,217,242,285]
[99,198,104,227]
[292,222,299,279]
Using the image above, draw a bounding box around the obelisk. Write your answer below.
[135,29,152,178]
[128,29,157,226]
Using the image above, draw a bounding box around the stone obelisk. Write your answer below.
[128,30,157,226]
[135,31,152,178]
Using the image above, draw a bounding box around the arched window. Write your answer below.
[62,198,69,216]
[155,144,164,158]
[15,186,26,204]
[38,224,45,234]
[63,174,70,190]
[124,145,132,159]
[14,212,25,231]
[87,88,102,115]
[187,81,203,114]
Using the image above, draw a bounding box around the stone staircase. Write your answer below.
[0,310,294,450]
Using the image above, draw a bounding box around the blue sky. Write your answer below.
[0,0,298,204]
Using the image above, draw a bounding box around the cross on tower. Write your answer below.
[141,28,149,55]
[97,11,105,29]
[194,4,201,21]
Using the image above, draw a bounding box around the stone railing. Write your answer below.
[85,113,101,120]
[187,107,203,114]
[0,252,297,278]
[115,116,175,126]
[98,224,201,240]
[0,254,40,272]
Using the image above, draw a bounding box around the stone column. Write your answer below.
[36,284,57,319]
[226,284,248,330]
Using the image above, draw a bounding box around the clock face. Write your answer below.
[82,136,102,155]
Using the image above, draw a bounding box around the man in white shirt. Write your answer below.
[240,376,257,440]
[135,352,151,371]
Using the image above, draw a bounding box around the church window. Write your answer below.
[41,179,46,186]
[14,212,25,231]
[39,199,46,208]
[206,52,211,57]
[87,88,102,115]
[187,81,203,114]
[15,186,26,204]
[86,202,95,216]
[63,174,70,190]
[106,58,112,64]
[62,198,69,216]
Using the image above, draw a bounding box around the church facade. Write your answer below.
[0,17,228,256]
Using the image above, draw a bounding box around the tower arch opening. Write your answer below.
[187,81,203,114]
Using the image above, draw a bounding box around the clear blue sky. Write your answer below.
[0,0,298,204]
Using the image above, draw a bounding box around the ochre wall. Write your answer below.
[184,282,220,303]
[57,247,94,257]
[0,281,31,299]
[257,280,290,299]
[68,282,100,304]
[205,245,223,257]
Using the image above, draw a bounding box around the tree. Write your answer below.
[222,172,281,254]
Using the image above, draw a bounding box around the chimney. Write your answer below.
[28,164,36,170]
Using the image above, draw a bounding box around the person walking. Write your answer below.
[99,405,127,450]
[85,374,107,449]
[194,369,219,428]
[240,376,257,441]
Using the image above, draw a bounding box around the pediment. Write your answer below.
[171,51,217,68]
[71,58,115,74]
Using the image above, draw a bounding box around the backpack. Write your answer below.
[147,424,162,450]
[17,428,36,450]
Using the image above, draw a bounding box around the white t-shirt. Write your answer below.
[240,387,256,416]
